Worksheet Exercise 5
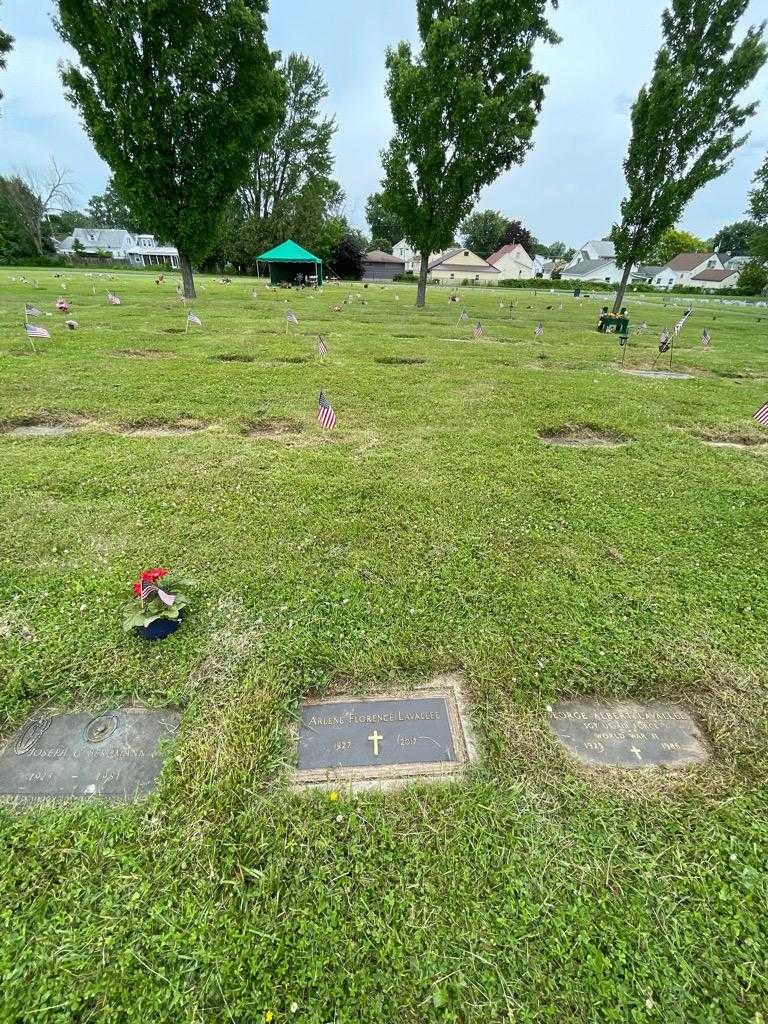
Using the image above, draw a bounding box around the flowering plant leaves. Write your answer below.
[122,572,193,631]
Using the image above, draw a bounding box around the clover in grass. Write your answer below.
[123,568,193,631]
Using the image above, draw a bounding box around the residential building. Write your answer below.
[565,240,616,269]
[632,265,666,284]
[724,255,751,272]
[688,268,740,290]
[655,252,723,288]
[362,249,405,281]
[54,227,179,268]
[486,243,535,280]
[392,238,452,275]
[562,258,625,284]
[427,247,500,285]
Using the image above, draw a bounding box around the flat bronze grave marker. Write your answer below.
[0,708,180,802]
[548,699,709,769]
[293,677,475,791]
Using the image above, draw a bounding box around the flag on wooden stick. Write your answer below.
[107,292,121,305]
[187,312,202,326]
[535,322,544,337]
[287,310,299,324]
[25,303,42,317]
[317,391,337,429]
[754,402,768,428]
[658,329,671,353]
[317,335,328,357]
[473,322,484,338]
[701,328,711,346]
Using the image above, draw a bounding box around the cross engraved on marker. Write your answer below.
[368,730,383,756]
[630,745,643,760]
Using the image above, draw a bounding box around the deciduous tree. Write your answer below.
[0,3,12,107]
[710,219,757,256]
[611,0,766,313]
[365,192,404,250]
[86,178,141,232]
[56,0,284,298]
[380,0,559,307]
[748,152,768,262]
[649,226,709,265]
[498,219,537,256]
[459,209,506,256]
[737,260,767,294]
[0,158,74,255]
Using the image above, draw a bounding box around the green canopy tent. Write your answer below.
[256,240,323,286]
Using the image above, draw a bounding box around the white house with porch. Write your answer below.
[55,228,179,268]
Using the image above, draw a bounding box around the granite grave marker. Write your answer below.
[0,707,180,802]
[547,699,709,769]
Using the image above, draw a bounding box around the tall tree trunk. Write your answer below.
[179,251,196,299]
[612,260,634,313]
[416,250,429,308]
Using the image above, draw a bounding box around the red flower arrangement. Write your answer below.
[123,568,191,633]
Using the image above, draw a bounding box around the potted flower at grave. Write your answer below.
[56,297,70,312]
[123,568,192,641]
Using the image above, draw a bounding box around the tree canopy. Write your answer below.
[86,178,142,233]
[459,210,507,256]
[56,0,284,297]
[380,0,559,306]
[0,2,12,107]
[748,152,768,263]
[499,219,537,255]
[365,192,404,250]
[208,52,343,274]
[710,219,757,256]
[649,227,710,265]
[611,0,766,310]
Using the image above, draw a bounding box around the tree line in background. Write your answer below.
[0,0,766,303]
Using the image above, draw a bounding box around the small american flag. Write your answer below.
[25,322,50,338]
[458,309,469,322]
[473,322,484,338]
[659,329,671,353]
[187,312,202,326]
[25,303,42,317]
[107,292,121,305]
[317,335,328,356]
[701,328,711,346]
[287,310,298,324]
[674,308,692,335]
[535,322,544,337]
[317,391,337,429]
[754,402,768,428]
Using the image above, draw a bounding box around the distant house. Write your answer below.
[724,254,751,272]
[632,264,666,284]
[688,268,740,290]
[427,247,500,285]
[486,243,535,280]
[532,253,549,276]
[363,249,405,281]
[392,238,457,275]
[562,258,625,284]
[656,252,723,289]
[55,227,179,268]
[562,240,625,284]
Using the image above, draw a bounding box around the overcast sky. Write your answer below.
[2,0,768,246]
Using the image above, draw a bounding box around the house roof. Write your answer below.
[486,243,532,266]
[690,268,738,282]
[364,249,404,264]
[634,265,665,277]
[665,252,713,271]
[257,239,321,263]
[427,247,498,272]
[584,240,615,258]
[563,259,613,278]
[430,263,500,275]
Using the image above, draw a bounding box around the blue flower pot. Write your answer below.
[136,611,184,642]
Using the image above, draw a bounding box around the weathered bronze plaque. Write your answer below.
[0,708,180,802]
[548,700,709,769]
[292,679,475,791]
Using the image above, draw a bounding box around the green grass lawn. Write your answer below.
[0,268,767,1023]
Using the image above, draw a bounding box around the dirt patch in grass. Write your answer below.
[216,353,256,363]
[120,417,211,437]
[115,348,178,359]
[242,416,303,439]
[0,412,90,438]
[276,356,310,365]
[538,425,632,449]
[692,428,768,452]
[375,356,427,366]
